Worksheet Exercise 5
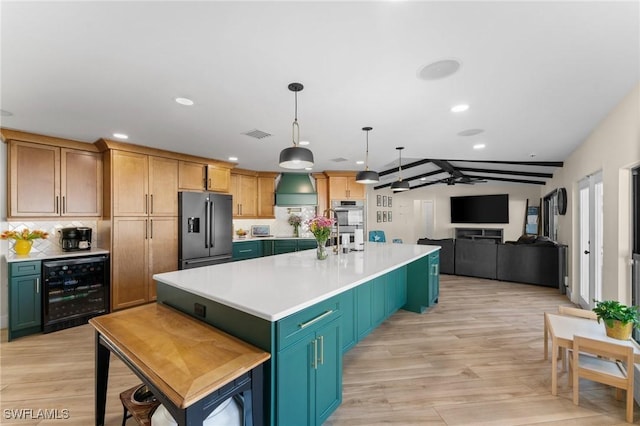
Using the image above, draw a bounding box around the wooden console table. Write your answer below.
[89,303,270,426]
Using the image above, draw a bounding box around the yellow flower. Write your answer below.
[1,229,49,241]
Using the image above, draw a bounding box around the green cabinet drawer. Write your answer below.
[274,240,297,255]
[296,239,317,251]
[277,297,340,351]
[262,240,274,256]
[10,261,41,277]
[232,241,262,260]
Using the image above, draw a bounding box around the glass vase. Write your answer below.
[293,225,299,238]
[316,240,328,260]
[14,239,33,255]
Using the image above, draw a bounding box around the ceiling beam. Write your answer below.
[464,174,547,185]
[373,169,444,190]
[455,166,554,178]
[378,158,432,177]
[446,159,564,167]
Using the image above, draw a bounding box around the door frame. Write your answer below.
[578,171,604,309]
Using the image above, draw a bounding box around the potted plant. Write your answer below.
[1,228,49,255]
[592,299,640,340]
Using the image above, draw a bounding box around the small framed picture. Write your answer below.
[388,211,393,222]
[376,194,381,206]
[383,211,387,222]
[388,197,392,207]
[377,211,382,222]
[383,196,387,207]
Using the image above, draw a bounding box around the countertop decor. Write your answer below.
[288,214,302,237]
[1,228,49,255]
[306,215,334,260]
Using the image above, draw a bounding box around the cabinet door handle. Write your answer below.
[312,338,318,369]
[145,194,148,214]
[150,194,154,214]
[299,309,334,329]
[318,335,324,366]
[36,278,40,294]
[62,196,66,214]
[150,219,153,239]
[145,219,148,239]
[55,196,59,214]
[239,249,252,253]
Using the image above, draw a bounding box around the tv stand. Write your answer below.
[455,228,504,243]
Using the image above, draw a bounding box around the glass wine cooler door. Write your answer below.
[42,254,110,333]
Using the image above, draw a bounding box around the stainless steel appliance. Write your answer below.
[179,191,233,269]
[59,226,92,251]
[42,254,109,333]
[330,200,365,242]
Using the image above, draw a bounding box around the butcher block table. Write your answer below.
[89,303,270,426]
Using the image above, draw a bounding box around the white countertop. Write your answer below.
[154,242,439,322]
[5,247,110,263]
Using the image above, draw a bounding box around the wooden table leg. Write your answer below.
[544,313,549,360]
[551,339,558,396]
[95,333,111,426]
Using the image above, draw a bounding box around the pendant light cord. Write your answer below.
[292,91,299,147]
[365,129,370,171]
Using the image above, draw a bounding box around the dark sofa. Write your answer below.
[417,235,567,291]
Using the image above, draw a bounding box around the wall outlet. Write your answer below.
[194,303,206,318]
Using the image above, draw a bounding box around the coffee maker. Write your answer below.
[59,227,92,251]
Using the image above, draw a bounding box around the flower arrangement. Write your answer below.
[306,216,334,243]
[1,228,49,241]
[288,214,302,227]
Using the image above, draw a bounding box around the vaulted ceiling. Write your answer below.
[1,1,638,188]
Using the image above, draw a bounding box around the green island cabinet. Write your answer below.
[276,298,342,425]
[273,239,316,255]
[8,260,42,341]
[156,250,439,425]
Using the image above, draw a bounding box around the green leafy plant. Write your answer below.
[592,300,640,330]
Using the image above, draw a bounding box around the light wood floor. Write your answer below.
[1,275,637,425]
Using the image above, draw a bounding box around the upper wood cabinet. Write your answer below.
[8,140,102,218]
[257,172,278,218]
[207,164,231,193]
[178,161,205,191]
[110,151,177,217]
[313,173,329,215]
[325,172,365,201]
[178,161,232,193]
[230,171,257,217]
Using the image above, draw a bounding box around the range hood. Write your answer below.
[275,173,318,206]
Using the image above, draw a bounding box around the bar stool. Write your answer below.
[119,384,160,426]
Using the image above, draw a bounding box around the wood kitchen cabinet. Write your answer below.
[230,170,257,217]
[324,171,364,201]
[111,216,177,309]
[111,151,178,216]
[313,173,329,215]
[207,164,231,193]
[257,172,277,218]
[8,140,102,217]
[178,160,206,191]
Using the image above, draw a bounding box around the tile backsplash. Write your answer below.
[1,220,98,255]
[233,206,319,238]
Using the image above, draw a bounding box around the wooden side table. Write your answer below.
[90,303,271,426]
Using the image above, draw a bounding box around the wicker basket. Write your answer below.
[604,320,633,340]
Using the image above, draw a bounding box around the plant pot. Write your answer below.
[604,320,633,340]
[14,240,33,255]
[316,240,328,260]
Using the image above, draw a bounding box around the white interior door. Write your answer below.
[578,172,603,308]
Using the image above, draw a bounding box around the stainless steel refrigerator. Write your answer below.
[179,191,233,269]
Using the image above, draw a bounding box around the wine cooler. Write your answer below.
[42,254,110,333]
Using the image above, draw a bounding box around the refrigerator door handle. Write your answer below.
[210,200,215,248]
[204,200,210,248]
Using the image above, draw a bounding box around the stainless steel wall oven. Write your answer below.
[42,254,110,333]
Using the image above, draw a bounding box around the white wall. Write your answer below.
[366,183,542,244]
[542,83,640,303]
[1,141,8,328]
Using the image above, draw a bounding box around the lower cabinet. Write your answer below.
[404,252,439,313]
[277,303,342,426]
[428,251,440,306]
[8,261,42,341]
[274,240,297,255]
[232,240,262,260]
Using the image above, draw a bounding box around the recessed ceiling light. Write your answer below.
[228,156,238,162]
[417,58,461,81]
[299,140,310,146]
[473,144,486,150]
[356,160,365,165]
[451,104,469,113]
[175,97,194,106]
[0,109,13,117]
[458,128,484,137]
[113,133,128,139]
[420,177,427,181]
[304,167,313,171]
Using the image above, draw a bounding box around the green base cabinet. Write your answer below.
[9,261,42,341]
[274,240,297,255]
[296,239,317,251]
[277,302,342,426]
[404,251,440,313]
[428,251,440,306]
[232,240,262,260]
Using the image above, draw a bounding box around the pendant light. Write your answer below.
[279,82,314,169]
[355,127,380,184]
[390,147,410,192]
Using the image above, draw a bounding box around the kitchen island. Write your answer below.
[154,242,440,426]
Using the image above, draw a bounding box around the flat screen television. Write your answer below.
[450,194,509,224]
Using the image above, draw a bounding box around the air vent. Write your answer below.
[330,157,349,163]
[242,129,272,139]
